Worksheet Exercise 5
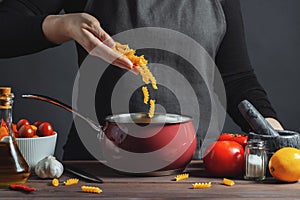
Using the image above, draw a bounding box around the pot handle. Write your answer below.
[21,94,102,133]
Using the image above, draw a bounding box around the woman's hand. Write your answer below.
[265,117,284,130]
[42,13,133,70]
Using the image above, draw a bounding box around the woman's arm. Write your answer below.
[216,0,283,131]
[0,0,65,57]
[0,0,132,69]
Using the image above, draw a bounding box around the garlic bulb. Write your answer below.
[35,155,64,178]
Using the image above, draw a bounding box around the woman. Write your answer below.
[0,0,283,160]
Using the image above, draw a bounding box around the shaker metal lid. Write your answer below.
[247,139,265,147]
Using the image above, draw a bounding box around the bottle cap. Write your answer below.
[0,87,13,108]
[0,87,11,95]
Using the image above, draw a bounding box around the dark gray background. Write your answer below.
[0,0,299,159]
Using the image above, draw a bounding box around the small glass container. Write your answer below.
[244,139,267,180]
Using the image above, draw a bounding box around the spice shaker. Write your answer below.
[244,139,267,180]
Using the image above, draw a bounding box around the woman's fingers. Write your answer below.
[82,29,133,70]
[98,30,115,48]
[90,43,134,70]
[43,13,134,71]
[78,15,133,70]
[265,118,284,130]
[84,19,115,48]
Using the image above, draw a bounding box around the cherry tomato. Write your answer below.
[218,133,248,148]
[31,125,38,132]
[18,124,36,138]
[37,122,54,136]
[16,119,30,130]
[203,141,245,177]
[33,121,43,128]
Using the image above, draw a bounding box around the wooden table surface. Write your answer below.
[1,160,299,199]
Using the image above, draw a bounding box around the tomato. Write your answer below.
[13,119,56,138]
[18,124,36,138]
[16,119,30,130]
[218,133,248,148]
[33,121,43,127]
[37,122,54,136]
[203,141,245,177]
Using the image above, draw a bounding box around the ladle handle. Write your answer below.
[21,94,101,132]
[238,100,279,137]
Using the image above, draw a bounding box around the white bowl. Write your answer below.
[16,133,57,169]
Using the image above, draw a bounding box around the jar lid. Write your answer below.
[247,139,265,146]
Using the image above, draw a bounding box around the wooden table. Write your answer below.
[1,160,299,199]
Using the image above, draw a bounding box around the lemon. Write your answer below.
[269,147,300,182]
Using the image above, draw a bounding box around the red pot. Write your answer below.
[20,95,197,176]
[101,113,196,176]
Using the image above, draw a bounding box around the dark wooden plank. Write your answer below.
[2,181,300,199]
[0,160,299,199]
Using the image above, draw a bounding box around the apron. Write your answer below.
[64,0,227,160]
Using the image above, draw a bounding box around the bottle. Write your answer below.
[244,139,267,181]
[0,87,30,187]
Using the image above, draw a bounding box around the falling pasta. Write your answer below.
[52,178,59,187]
[192,182,212,189]
[114,42,158,118]
[175,173,189,181]
[114,42,158,90]
[136,65,158,90]
[142,86,149,104]
[114,42,148,67]
[64,178,79,186]
[148,99,156,118]
[81,186,102,194]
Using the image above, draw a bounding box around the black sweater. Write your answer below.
[0,0,278,131]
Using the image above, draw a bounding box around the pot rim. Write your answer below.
[105,113,193,124]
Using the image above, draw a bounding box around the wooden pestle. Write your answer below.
[238,100,279,137]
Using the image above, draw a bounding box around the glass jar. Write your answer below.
[0,87,30,187]
[244,139,267,181]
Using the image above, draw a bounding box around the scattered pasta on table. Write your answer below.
[223,178,235,186]
[175,173,189,181]
[192,182,212,189]
[64,178,79,186]
[81,186,102,194]
[52,178,59,187]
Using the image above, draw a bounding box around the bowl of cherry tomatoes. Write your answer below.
[13,119,57,169]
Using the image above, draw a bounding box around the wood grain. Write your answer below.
[0,160,299,199]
